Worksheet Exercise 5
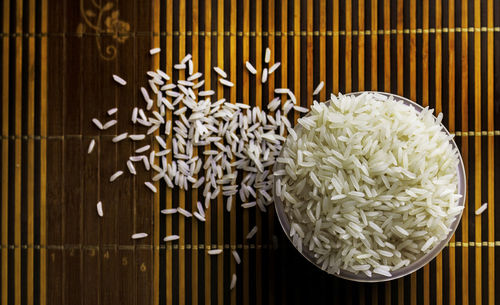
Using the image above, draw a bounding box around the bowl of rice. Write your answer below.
[273,91,466,282]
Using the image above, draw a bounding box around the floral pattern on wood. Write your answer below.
[77,1,130,60]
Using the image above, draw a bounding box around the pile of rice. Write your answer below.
[276,92,463,277]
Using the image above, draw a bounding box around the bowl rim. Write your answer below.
[272,91,467,282]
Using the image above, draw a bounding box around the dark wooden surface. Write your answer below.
[1,0,500,304]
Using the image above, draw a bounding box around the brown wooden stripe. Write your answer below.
[230,0,237,303]
[279,0,287,301]
[319,0,326,101]
[435,1,443,302]
[242,0,250,302]
[191,0,200,303]
[15,1,23,305]
[332,0,339,93]
[473,0,482,304]
[370,0,378,90]
[152,1,161,305]
[304,1,314,105]
[358,0,365,92]
[40,0,48,303]
[1,1,9,305]
[345,0,352,93]
[409,1,417,304]
[254,0,262,302]
[383,0,390,92]
[486,0,495,304]
[204,0,212,303]
[178,1,187,304]
[266,0,275,303]
[396,0,403,96]
[447,0,457,303]
[165,0,174,303]
[461,0,470,303]
[293,0,300,120]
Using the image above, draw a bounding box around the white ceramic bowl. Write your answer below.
[273,91,466,282]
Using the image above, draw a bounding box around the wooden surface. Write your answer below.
[1,0,500,304]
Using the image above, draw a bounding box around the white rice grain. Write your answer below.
[475,203,488,215]
[246,226,258,240]
[112,74,127,85]
[92,118,103,130]
[163,235,180,242]
[219,78,234,87]
[313,81,324,95]
[150,48,161,55]
[213,67,227,78]
[268,62,281,74]
[207,249,223,255]
[87,139,95,154]
[144,181,157,193]
[232,250,241,264]
[96,201,103,217]
[245,61,257,74]
[135,145,151,153]
[112,132,128,143]
[261,68,268,83]
[107,107,118,115]
[109,170,124,182]
[126,160,136,175]
[177,207,193,217]
[265,47,271,63]
[230,273,237,290]
[131,233,148,239]
[129,134,146,141]
[161,209,178,215]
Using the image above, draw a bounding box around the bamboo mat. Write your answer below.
[1,0,499,304]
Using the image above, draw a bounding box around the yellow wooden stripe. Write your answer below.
[383,0,390,92]
[1,1,9,305]
[216,0,225,303]
[15,1,23,304]
[165,0,173,303]
[332,0,339,94]
[358,0,368,305]
[422,1,430,304]
[383,1,391,303]
[398,278,404,305]
[28,0,36,304]
[358,0,365,92]
[319,0,326,101]
[40,0,48,304]
[229,0,237,303]
[204,0,212,303]
[396,1,403,96]
[266,0,275,303]
[370,0,378,90]
[435,2,443,303]
[178,1,187,304]
[409,1,417,304]
[486,0,495,304]
[242,0,250,303]
[461,0,470,303]
[191,0,199,303]
[152,2,160,305]
[435,0,443,114]
[473,0,482,304]
[345,0,352,93]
